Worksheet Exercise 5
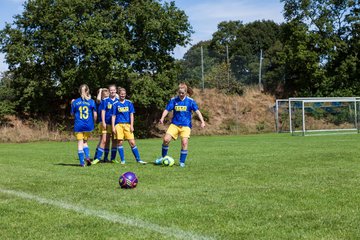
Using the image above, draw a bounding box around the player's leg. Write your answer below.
[179,137,189,167]
[110,137,117,161]
[113,124,125,164]
[154,134,172,165]
[92,132,106,165]
[124,124,146,164]
[179,127,191,167]
[83,139,92,166]
[162,133,172,156]
[103,134,110,162]
[117,140,125,164]
[94,135,101,161]
[128,139,147,164]
[108,125,117,161]
[76,133,85,167]
[93,123,102,162]
[162,124,179,157]
[155,124,178,165]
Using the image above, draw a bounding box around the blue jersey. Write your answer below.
[112,99,135,124]
[166,96,199,128]
[100,97,118,124]
[71,97,96,132]
[96,102,102,124]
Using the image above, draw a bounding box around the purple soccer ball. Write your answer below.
[119,171,138,189]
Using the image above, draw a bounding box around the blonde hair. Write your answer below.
[109,84,117,91]
[118,87,126,94]
[178,82,193,96]
[79,84,91,100]
[101,88,109,99]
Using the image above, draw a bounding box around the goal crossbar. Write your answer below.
[275,97,360,136]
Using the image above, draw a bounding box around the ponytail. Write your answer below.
[79,84,91,100]
[178,82,193,96]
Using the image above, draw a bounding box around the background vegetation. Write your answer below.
[0,0,359,137]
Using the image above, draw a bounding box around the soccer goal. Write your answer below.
[275,97,360,136]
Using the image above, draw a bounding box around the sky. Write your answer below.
[0,0,284,73]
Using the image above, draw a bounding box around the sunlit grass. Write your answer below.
[1,134,360,239]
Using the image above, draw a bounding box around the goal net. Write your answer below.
[275,97,360,136]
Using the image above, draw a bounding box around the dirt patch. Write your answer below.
[156,86,276,136]
[0,116,71,143]
[1,87,277,142]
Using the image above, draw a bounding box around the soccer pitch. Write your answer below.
[1,134,360,239]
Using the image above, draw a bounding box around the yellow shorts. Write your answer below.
[99,123,112,134]
[166,124,191,140]
[74,132,91,141]
[114,123,134,140]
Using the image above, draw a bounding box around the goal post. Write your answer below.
[275,97,360,136]
[275,99,290,133]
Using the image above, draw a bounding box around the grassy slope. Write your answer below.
[1,134,360,239]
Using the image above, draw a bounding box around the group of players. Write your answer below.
[70,83,206,168]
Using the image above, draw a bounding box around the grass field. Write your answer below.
[1,133,360,239]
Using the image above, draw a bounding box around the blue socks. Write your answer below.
[111,148,117,160]
[131,145,141,161]
[94,147,98,160]
[117,146,125,162]
[95,147,104,160]
[162,144,169,157]
[83,146,90,159]
[78,150,85,165]
[104,148,109,161]
[180,150,188,164]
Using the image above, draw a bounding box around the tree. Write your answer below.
[0,0,191,133]
[207,20,282,86]
[177,40,217,88]
[281,0,360,97]
[0,72,16,125]
[204,62,243,94]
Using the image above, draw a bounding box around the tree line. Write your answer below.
[178,0,360,98]
[0,0,359,136]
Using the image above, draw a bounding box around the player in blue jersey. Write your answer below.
[93,88,109,164]
[70,84,97,167]
[92,85,119,165]
[155,83,205,167]
[111,88,147,164]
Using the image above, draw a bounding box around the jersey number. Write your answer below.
[79,106,89,119]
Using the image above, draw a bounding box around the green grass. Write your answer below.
[1,134,360,239]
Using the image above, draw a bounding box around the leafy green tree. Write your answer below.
[177,40,217,88]
[204,62,243,94]
[209,20,282,85]
[0,72,16,124]
[281,0,360,97]
[0,0,191,133]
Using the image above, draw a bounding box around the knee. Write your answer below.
[181,140,188,149]
[129,140,136,148]
[163,135,171,145]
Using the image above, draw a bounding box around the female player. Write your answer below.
[71,84,97,167]
[92,88,110,164]
[111,88,146,164]
[92,85,118,164]
[155,83,206,167]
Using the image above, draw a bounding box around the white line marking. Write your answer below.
[0,189,215,240]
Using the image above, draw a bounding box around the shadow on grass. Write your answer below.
[55,163,81,167]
